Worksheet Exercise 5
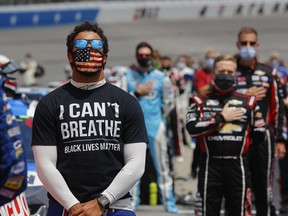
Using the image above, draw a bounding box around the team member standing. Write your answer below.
[124,42,178,213]
[160,56,184,160]
[32,21,148,216]
[186,54,266,216]
[235,26,286,216]
[191,48,219,178]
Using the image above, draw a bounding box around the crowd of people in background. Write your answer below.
[105,27,288,215]
[1,21,288,216]
[18,52,45,86]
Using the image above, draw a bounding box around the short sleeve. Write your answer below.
[31,100,57,146]
[121,99,148,144]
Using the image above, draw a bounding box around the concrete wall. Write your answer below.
[0,0,288,28]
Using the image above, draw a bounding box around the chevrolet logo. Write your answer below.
[219,123,242,134]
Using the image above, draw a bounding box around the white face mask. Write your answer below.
[204,58,214,69]
[176,61,186,70]
[239,47,256,60]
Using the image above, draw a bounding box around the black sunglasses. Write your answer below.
[217,70,235,74]
[137,53,152,58]
[239,41,257,46]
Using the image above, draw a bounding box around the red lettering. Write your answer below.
[13,196,21,214]
[1,193,30,216]
[19,193,30,215]
[5,202,14,215]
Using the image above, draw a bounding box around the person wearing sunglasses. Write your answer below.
[234,26,287,216]
[32,21,148,216]
[124,42,178,213]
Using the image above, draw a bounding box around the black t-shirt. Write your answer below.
[32,82,148,202]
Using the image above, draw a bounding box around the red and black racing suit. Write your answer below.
[186,88,266,216]
[235,61,286,216]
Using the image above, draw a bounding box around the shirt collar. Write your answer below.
[70,79,106,90]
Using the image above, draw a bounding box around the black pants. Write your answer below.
[197,154,251,216]
[279,142,288,205]
[191,139,200,174]
[140,149,158,204]
[248,131,276,216]
[168,107,183,157]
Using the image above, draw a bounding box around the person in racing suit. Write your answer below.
[266,51,288,214]
[186,54,266,216]
[0,54,28,214]
[124,41,178,213]
[235,27,286,216]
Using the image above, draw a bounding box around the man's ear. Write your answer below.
[103,54,108,64]
[236,41,241,50]
[255,42,259,49]
[67,52,73,63]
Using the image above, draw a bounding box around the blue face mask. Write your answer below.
[239,47,256,60]
[270,60,279,68]
[204,58,214,70]
[176,61,186,70]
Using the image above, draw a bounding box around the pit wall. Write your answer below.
[0,0,288,28]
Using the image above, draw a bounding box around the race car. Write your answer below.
[0,54,54,216]
[8,87,52,216]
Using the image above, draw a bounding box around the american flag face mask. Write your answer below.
[72,47,104,73]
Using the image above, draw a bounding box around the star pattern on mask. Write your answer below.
[74,49,91,62]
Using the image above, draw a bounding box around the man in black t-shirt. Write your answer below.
[32,21,148,216]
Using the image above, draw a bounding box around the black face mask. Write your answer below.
[137,57,152,67]
[161,66,171,71]
[214,74,236,91]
